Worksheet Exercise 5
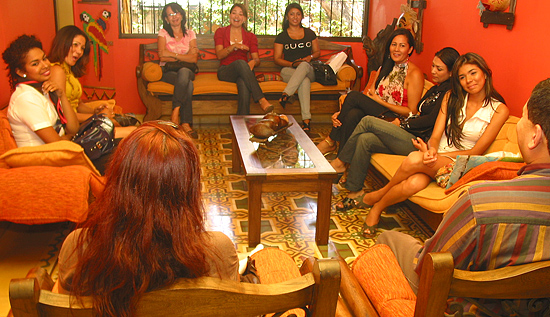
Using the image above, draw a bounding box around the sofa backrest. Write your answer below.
[138,35,356,85]
[0,108,17,168]
[484,116,520,155]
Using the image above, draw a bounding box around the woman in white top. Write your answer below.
[158,2,199,138]
[357,52,509,238]
[3,34,78,147]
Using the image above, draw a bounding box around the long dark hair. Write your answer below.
[434,47,460,75]
[2,34,43,90]
[161,2,188,38]
[71,121,210,317]
[282,3,304,30]
[445,52,506,149]
[49,25,91,78]
[375,28,415,88]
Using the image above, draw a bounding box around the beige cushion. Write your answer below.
[369,116,521,214]
[147,72,349,96]
[0,140,100,175]
[142,62,163,82]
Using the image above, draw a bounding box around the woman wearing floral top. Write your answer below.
[317,28,424,155]
[158,2,199,138]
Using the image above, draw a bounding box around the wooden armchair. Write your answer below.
[337,251,550,317]
[10,257,340,317]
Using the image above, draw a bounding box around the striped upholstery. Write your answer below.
[352,244,416,317]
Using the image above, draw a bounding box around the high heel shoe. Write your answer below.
[302,120,311,133]
[279,93,294,109]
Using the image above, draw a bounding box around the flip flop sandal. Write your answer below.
[335,192,372,212]
[361,222,378,238]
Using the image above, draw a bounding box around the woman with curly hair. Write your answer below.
[2,34,79,146]
[56,121,239,316]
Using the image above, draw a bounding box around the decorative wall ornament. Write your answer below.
[80,9,111,80]
[478,0,517,30]
[362,0,426,76]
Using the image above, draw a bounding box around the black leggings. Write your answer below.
[329,91,392,154]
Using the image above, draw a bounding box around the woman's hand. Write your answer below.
[235,43,250,51]
[94,104,114,119]
[41,80,64,98]
[331,111,342,128]
[366,89,383,104]
[413,138,438,167]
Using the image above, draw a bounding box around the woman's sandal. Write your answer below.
[302,120,311,133]
[319,138,337,155]
[361,222,378,238]
[335,191,372,212]
[279,93,294,109]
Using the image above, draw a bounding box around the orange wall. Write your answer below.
[69,2,368,115]
[0,0,56,105]
[3,1,549,117]
[407,0,550,117]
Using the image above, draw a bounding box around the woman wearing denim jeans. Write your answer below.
[214,4,274,115]
[158,2,199,138]
[332,47,460,212]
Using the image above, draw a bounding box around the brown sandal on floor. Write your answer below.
[319,138,337,155]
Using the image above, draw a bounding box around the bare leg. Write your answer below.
[364,173,432,229]
[360,153,453,234]
[330,158,346,173]
[258,98,274,113]
[171,106,180,124]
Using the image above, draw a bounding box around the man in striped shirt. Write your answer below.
[375,78,550,314]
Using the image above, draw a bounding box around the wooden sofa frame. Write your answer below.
[336,254,550,317]
[9,257,341,317]
[136,35,363,122]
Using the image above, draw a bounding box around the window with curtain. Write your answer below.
[119,0,367,38]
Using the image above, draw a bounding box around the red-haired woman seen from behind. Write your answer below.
[56,121,239,316]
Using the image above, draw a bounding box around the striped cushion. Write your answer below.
[352,244,416,317]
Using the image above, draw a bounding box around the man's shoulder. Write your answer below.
[465,169,550,224]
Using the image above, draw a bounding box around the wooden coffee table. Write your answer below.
[230,115,337,246]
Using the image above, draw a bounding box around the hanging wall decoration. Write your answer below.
[80,9,112,80]
[478,0,516,30]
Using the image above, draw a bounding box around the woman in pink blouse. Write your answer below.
[158,2,199,138]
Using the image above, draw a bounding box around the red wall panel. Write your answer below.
[0,0,56,106]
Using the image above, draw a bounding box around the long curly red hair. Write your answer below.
[71,121,209,317]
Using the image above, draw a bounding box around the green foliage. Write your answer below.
[125,0,364,37]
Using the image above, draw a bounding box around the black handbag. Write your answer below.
[72,114,115,160]
[311,60,337,86]
[163,61,199,74]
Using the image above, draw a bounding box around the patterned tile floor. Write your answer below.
[0,121,433,316]
[198,122,433,267]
